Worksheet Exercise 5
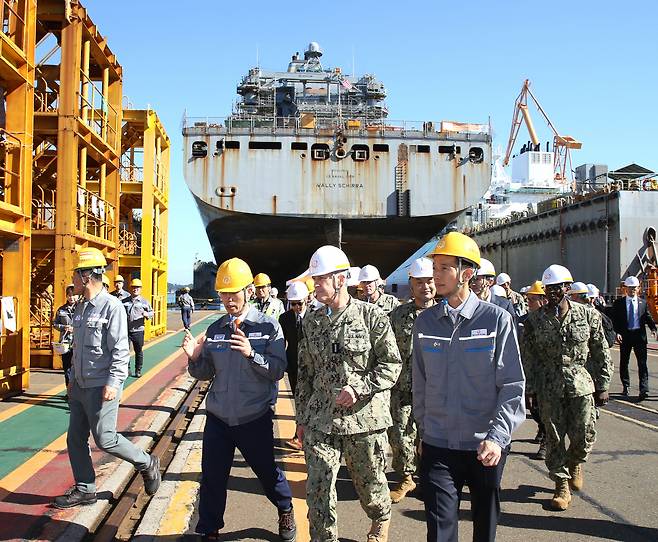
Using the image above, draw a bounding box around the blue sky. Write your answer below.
[85,0,658,283]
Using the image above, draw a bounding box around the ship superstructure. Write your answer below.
[183,43,492,284]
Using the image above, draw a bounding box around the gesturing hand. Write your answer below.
[182,329,204,360]
[229,327,253,358]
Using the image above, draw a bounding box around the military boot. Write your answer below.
[569,464,584,491]
[390,475,416,503]
[536,438,547,460]
[550,479,572,511]
[367,519,390,542]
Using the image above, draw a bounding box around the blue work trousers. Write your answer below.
[196,410,292,534]
[420,443,508,542]
[181,308,192,329]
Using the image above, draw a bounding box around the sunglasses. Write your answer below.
[290,301,304,306]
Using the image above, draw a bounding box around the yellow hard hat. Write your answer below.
[253,273,272,288]
[216,258,254,293]
[74,247,107,271]
[526,280,545,296]
[429,232,481,267]
[130,278,143,287]
[115,275,125,282]
[304,276,315,293]
[102,274,110,287]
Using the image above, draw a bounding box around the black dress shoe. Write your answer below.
[135,369,142,378]
[621,387,629,397]
[639,391,649,401]
[53,487,97,509]
[141,455,161,495]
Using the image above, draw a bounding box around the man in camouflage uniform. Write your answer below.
[521,265,611,511]
[359,265,400,315]
[388,257,436,503]
[496,272,528,317]
[296,246,402,542]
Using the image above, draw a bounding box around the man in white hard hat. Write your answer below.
[387,258,436,504]
[521,264,611,510]
[587,284,616,349]
[346,266,362,298]
[279,281,309,450]
[413,233,525,541]
[496,272,527,317]
[295,245,402,542]
[610,276,657,400]
[471,258,516,322]
[359,264,400,315]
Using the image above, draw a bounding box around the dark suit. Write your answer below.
[279,309,304,394]
[611,296,657,393]
[490,294,516,323]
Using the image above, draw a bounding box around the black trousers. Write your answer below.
[620,330,649,393]
[180,308,192,329]
[62,351,73,386]
[420,443,508,542]
[128,330,145,371]
[196,410,292,534]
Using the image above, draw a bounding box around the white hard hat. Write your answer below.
[520,286,530,294]
[491,284,507,297]
[271,287,278,297]
[286,281,309,301]
[308,245,350,277]
[542,264,573,286]
[496,272,511,286]
[624,276,640,287]
[586,283,599,299]
[359,264,381,283]
[409,257,434,279]
[477,258,496,277]
[569,281,589,295]
[347,267,361,287]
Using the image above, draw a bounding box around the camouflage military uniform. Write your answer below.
[388,300,429,477]
[521,300,611,481]
[296,299,402,542]
[508,289,528,317]
[368,292,400,315]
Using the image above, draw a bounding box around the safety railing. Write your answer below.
[76,185,116,241]
[31,185,56,229]
[1,0,27,51]
[150,294,166,333]
[78,72,120,148]
[153,157,167,195]
[153,224,165,260]
[0,296,23,384]
[120,164,143,183]
[34,89,59,113]
[119,227,139,255]
[29,292,53,350]
[0,128,22,204]
[182,115,491,137]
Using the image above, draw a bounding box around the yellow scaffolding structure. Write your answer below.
[31,0,122,368]
[0,0,36,398]
[118,109,169,339]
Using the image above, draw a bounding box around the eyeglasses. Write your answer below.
[290,301,304,307]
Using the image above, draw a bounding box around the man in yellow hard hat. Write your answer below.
[413,232,525,541]
[111,274,130,302]
[182,258,296,541]
[52,284,78,389]
[296,245,402,542]
[253,273,285,319]
[54,247,160,509]
[122,278,154,378]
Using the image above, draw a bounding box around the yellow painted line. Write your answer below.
[601,408,658,431]
[157,448,202,535]
[0,326,209,502]
[613,399,658,415]
[0,314,215,424]
[275,379,310,542]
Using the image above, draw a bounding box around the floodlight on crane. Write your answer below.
[503,79,582,185]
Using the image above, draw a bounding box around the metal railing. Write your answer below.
[150,294,166,333]
[0,128,22,204]
[154,158,167,195]
[78,72,120,148]
[34,89,59,113]
[182,115,490,137]
[29,292,53,350]
[120,164,143,183]
[31,185,56,229]
[1,0,26,51]
[119,227,139,255]
[153,224,165,260]
[76,185,116,241]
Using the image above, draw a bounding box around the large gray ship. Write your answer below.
[182,42,492,285]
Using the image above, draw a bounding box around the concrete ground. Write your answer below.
[133,346,658,542]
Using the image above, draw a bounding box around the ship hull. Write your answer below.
[194,195,456,287]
